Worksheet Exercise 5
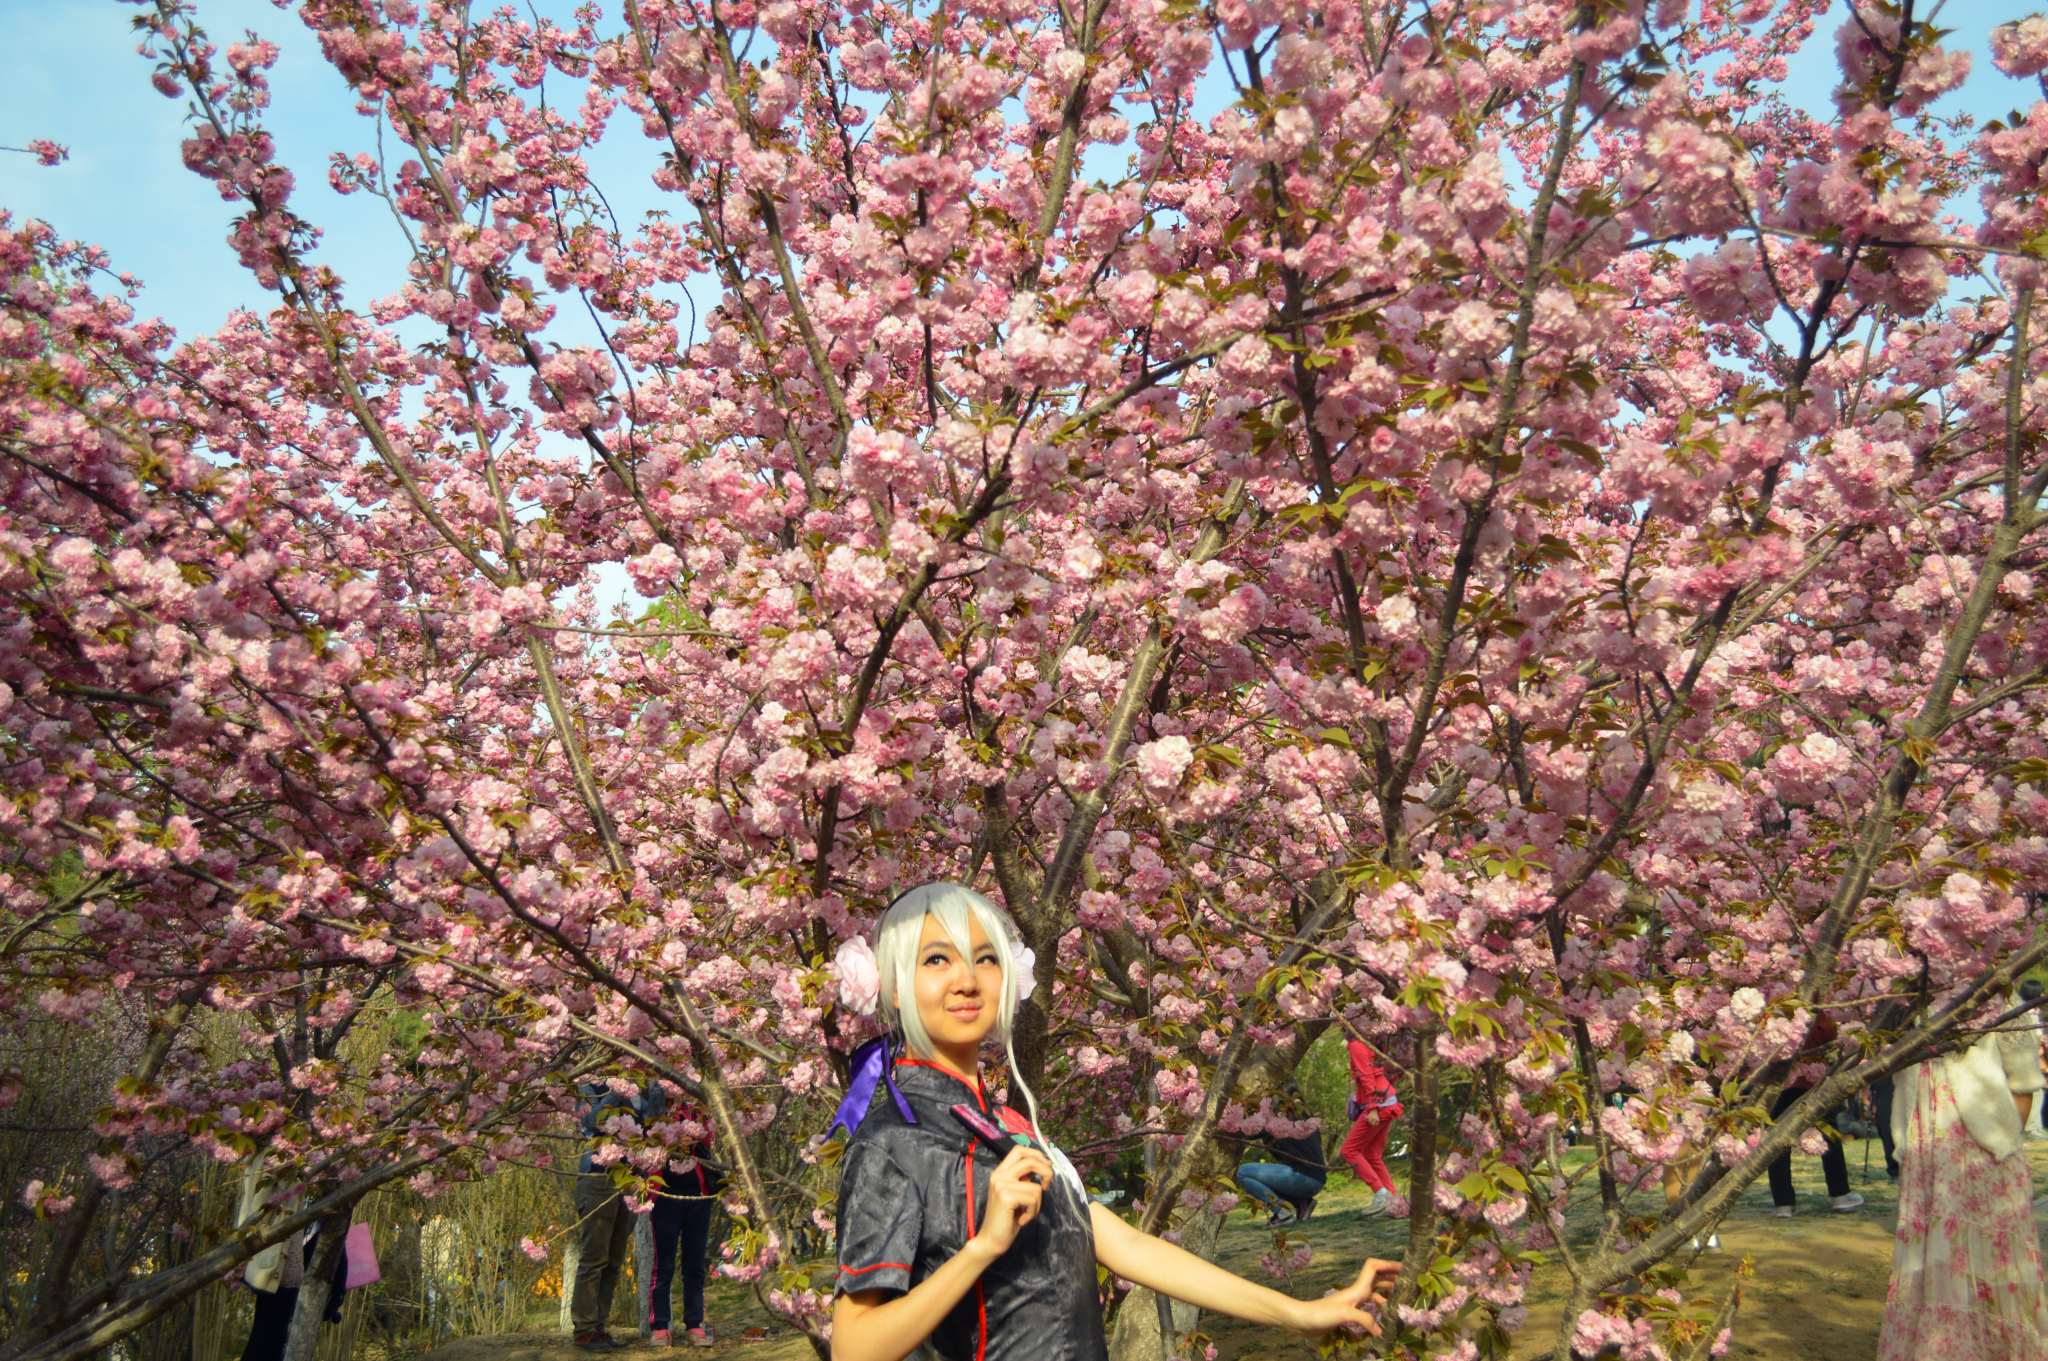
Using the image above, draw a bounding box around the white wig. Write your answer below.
[874,882,1044,1144]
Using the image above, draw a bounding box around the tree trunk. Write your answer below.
[559,1237,580,1334]
[1109,1032,1318,1361]
[279,1212,350,1361]
[1105,1208,1227,1361]
[634,1212,654,1338]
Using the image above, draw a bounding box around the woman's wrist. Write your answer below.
[958,1235,1003,1270]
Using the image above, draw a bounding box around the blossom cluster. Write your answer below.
[5,2,2048,1359]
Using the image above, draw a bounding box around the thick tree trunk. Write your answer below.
[278,1211,349,1361]
[1105,1209,1226,1361]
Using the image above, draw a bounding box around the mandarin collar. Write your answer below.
[893,1056,990,1111]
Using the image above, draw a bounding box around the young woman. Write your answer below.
[829,883,1394,1361]
[1340,1035,1402,1216]
[1877,1003,2048,1360]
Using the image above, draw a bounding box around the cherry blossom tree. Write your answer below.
[6,1,2048,1359]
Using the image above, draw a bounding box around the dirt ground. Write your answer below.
[418,1135,2048,1361]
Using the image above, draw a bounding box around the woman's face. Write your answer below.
[911,911,1005,1056]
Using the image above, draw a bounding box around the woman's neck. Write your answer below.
[918,1043,981,1090]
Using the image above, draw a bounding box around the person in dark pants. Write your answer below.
[239,1229,345,1361]
[1766,1086,1857,1216]
[239,1283,298,1361]
[1234,1125,1327,1227]
[647,1115,722,1348]
[1869,1075,1899,1179]
[1765,1011,1861,1217]
[572,1081,661,1351]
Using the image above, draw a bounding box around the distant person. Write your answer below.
[647,1098,722,1348]
[1341,1037,1402,1216]
[572,1080,661,1351]
[1232,1084,1327,1226]
[1869,1075,1902,1177]
[2032,1052,2048,1142]
[1660,1146,1717,1251]
[1876,994,2048,1360]
[235,1158,346,1361]
[1766,1012,1861,1217]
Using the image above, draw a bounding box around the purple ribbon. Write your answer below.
[830,1035,916,1141]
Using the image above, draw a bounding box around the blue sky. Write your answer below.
[4,0,2043,344]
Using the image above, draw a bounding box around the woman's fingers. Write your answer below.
[996,1145,1053,1176]
[1324,1258,1398,1329]
[993,1145,1054,1186]
[977,1145,1061,1249]
[1352,1256,1400,1294]
[1293,1296,1382,1339]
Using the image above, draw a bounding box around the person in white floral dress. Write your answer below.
[1878,1007,2048,1360]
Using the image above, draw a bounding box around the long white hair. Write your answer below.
[873,882,1045,1146]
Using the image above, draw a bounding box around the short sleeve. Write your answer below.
[835,1138,923,1296]
[1998,1025,2045,1095]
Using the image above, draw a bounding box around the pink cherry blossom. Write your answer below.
[5,4,2045,1357]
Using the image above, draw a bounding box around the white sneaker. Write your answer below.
[1367,1189,1392,1216]
[1833,1193,1865,1213]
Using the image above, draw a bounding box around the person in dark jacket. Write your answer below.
[1234,1120,1327,1227]
[827,883,1398,1361]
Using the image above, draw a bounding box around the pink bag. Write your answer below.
[343,1222,381,1290]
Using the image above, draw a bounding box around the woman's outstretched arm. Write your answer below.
[1089,1203,1396,1338]
[832,1145,1053,1361]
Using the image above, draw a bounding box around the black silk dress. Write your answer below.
[834,1057,1109,1361]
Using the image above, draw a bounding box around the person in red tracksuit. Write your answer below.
[1341,1039,1402,1215]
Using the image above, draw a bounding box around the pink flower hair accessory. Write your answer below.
[1010,940,1037,1002]
[833,934,880,1016]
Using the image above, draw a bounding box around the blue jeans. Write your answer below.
[1235,1162,1324,1213]
[648,1166,722,1332]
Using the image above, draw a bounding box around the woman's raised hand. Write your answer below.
[971,1145,1054,1258]
[1284,1257,1400,1338]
